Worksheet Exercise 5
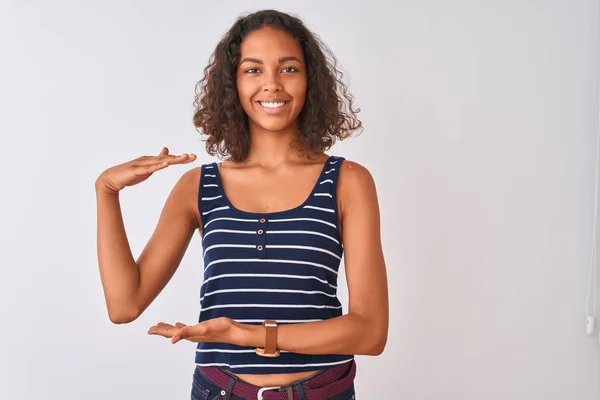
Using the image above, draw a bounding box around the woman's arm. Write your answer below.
[96,163,200,324]
[241,160,389,355]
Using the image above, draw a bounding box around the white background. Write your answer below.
[0,0,599,399]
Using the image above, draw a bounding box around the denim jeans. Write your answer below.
[191,365,356,400]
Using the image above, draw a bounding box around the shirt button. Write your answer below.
[259,218,266,223]
[257,245,264,251]
[257,229,264,235]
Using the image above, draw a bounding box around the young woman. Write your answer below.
[95,9,388,400]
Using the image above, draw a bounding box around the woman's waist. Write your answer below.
[219,368,323,387]
[194,346,354,376]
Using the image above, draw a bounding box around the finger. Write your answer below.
[147,326,172,338]
[172,331,206,344]
[142,154,197,168]
[132,162,168,176]
[132,156,192,175]
[171,327,187,343]
[164,153,191,163]
[135,154,190,166]
[175,322,187,328]
[165,154,197,165]
[148,324,176,337]
[159,147,169,156]
[182,154,197,163]
[148,322,171,331]
[149,332,172,339]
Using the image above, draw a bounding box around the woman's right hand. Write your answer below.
[95,147,197,195]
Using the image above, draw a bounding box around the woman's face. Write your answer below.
[236,25,307,133]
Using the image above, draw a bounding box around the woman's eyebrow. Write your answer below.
[240,57,263,64]
[239,56,303,64]
[278,56,303,64]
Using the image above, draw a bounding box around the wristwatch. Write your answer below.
[255,320,280,357]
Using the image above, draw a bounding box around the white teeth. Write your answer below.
[259,101,286,108]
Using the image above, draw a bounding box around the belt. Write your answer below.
[198,360,356,400]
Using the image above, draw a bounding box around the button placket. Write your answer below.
[257,217,267,259]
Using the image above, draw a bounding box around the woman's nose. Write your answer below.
[261,72,283,92]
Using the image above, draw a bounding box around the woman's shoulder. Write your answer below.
[177,165,202,187]
[165,166,202,228]
[337,157,375,188]
[336,157,378,213]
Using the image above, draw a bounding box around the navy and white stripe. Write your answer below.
[195,155,352,374]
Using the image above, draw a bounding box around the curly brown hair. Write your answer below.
[192,9,363,162]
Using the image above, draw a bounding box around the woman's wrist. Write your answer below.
[95,178,119,196]
[231,320,263,347]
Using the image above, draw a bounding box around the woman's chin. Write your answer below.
[251,118,296,133]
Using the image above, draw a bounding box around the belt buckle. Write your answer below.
[257,385,281,400]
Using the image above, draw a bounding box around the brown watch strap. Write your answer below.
[264,320,277,354]
[256,319,280,357]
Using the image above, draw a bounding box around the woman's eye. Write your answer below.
[282,66,298,73]
[245,68,259,74]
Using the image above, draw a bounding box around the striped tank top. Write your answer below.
[195,154,354,374]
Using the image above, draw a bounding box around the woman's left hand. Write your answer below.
[148,317,239,344]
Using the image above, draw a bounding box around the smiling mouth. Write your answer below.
[256,100,289,114]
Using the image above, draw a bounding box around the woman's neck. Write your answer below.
[244,124,306,165]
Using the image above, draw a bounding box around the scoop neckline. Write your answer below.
[212,155,335,217]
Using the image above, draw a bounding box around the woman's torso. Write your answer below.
[190,153,346,387]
